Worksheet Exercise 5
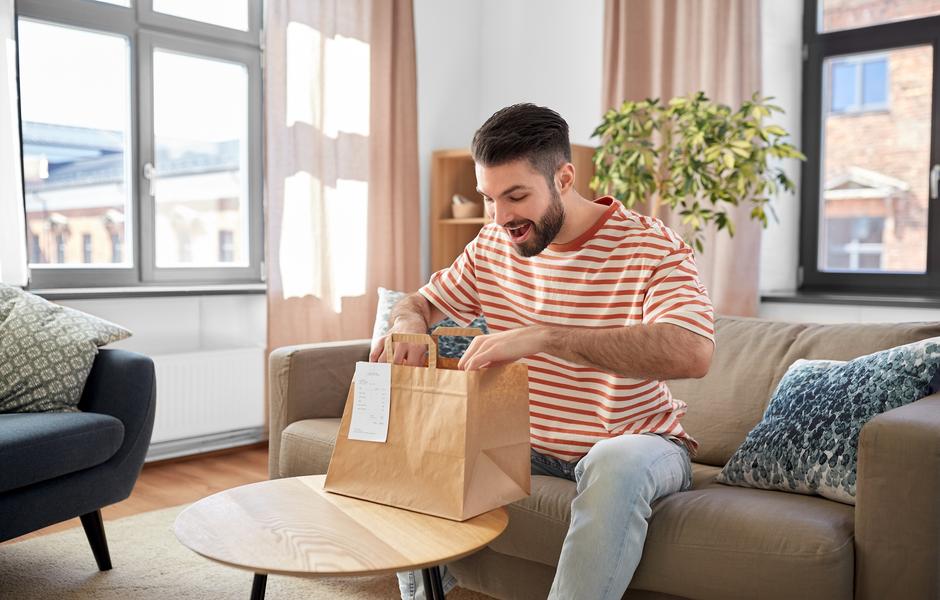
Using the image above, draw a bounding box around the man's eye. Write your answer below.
[509,195,526,202]
[482,197,493,203]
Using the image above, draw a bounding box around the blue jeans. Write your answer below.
[397,433,692,600]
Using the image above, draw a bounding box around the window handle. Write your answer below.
[143,162,156,197]
[932,164,940,200]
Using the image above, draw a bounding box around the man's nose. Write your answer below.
[491,200,512,227]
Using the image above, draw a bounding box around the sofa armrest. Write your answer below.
[77,349,157,492]
[268,339,370,478]
[855,393,940,600]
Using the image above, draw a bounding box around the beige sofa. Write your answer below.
[268,317,940,600]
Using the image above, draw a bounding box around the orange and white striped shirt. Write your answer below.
[419,197,714,460]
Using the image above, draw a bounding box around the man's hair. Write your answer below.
[471,103,571,187]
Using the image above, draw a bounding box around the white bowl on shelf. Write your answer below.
[451,202,484,219]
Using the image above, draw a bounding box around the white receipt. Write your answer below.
[348,361,391,443]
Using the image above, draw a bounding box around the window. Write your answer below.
[55,233,65,263]
[829,55,888,114]
[28,234,41,264]
[16,0,263,289]
[818,0,940,32]
[800,1,940,294]
[218,230,234,263]
[824,217,885,270]
[82,233,93,263]
[111,232,122,263]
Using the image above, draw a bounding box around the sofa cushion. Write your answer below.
[668,317,940,468]
[0,412,124,493]
[490,463,854,600]
[668,317,807,466]
[278,418,342,477]
[633,465,854,600]
[718,337,940,504]
[780,320,940,365]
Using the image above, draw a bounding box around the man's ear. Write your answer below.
[556,162,575,194]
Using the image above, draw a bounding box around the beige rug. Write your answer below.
[0,505,493,599]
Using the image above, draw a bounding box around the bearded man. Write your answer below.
[376,103,715,600]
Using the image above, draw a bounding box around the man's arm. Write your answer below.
[457,323,713,380]
[389,292,445,333]
[369,293,446,365]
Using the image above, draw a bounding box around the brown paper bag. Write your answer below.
[324,329,530,521]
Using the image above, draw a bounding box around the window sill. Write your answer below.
[761,291,940,309]
[30,283,267,301]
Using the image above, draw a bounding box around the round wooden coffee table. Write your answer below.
[174,474,509,599]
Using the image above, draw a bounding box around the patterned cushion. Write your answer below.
[717,337,940,505]
[0,284,131,413]
[371,287,488,359]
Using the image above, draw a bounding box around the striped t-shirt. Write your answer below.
[419,197,714,460]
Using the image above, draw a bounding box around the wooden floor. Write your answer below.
[5,444,270,544]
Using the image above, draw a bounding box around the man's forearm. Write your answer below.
[389,293,443,331]
[540,323,712,380]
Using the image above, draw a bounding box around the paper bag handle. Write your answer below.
[430,326,485,338]
[385,332,437,369]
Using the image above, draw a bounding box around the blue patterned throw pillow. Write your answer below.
[371,287,488,359]
[717,337,940,505]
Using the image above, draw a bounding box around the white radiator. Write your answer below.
[146,346,266,461]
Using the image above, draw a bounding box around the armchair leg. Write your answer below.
[80,510,113,571]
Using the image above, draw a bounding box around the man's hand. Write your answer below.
[369,316,429,366]
[457,326,547,371]
[370,293,446,366]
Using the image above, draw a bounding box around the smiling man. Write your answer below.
[374,103,715,600]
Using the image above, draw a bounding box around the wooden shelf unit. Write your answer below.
[429,144,596,272]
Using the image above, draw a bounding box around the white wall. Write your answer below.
[60,294,266,356]
[414,0,604,279]
[414,0,484,280]
[477,0,605,146]
[759,301,940,323]
[758,0,804,295]
[61,292,267,459]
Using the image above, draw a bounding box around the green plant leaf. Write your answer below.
[595,91,805,247]
[722,151,735,170]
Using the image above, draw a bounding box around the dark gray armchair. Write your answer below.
[0,349,156,570]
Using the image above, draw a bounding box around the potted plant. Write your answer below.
[590,92,805,251]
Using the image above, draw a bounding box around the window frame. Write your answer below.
[138,30,263,283]
[800,0,940,295]
[138,0,261,46]
[16,0,264,289]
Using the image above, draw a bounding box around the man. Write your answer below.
[374,104,715,600]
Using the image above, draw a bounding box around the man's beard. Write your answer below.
[509,188,565,257]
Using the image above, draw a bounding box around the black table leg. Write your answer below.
[422,566,446,599]
[251,573,267,600]
[429,566,446,598]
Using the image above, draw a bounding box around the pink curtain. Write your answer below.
[603,0,762,316]
[264,0,421,352]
